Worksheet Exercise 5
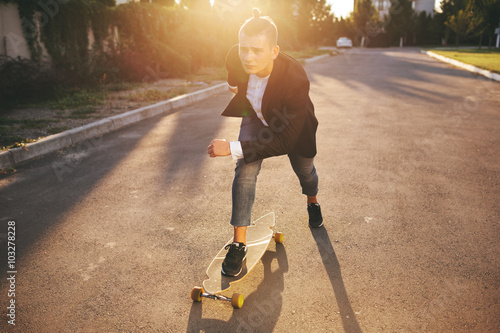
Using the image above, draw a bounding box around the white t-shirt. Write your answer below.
[230,74,271,160]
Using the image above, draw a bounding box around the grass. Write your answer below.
[127,87,189,103]
[0,132,26,150]
[104,81,142,92]
[0,129,39,150]
[0,118,56,129]
[428,48,500,74]
[48,89,105,110]
[47,126,70,134]
[69,107,97,119]
[0,117,57,149]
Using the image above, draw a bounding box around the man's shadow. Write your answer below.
[187,243,288,333]
[310,226,363,333]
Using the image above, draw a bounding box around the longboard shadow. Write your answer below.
[187,243,288,333]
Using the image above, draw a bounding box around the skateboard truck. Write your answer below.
[191,287,244,309]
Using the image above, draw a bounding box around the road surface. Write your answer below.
[1,48,499,332]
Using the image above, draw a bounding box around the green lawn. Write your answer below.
[429,48,500,74]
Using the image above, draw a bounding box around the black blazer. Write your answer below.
[222,45,318,163]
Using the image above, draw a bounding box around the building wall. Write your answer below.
[414,0,435,15]
[0,3,103,63]
[358,0,435,18]
[0,3,31,60]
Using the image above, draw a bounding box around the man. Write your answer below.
[207,9,322,277]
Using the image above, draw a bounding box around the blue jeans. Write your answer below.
[230,115,319,227]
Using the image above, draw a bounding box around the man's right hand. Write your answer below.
[207,139,231,158]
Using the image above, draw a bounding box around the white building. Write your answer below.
[365,0,436,18]
[413,0,436,15]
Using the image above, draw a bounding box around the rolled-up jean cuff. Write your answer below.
[303,187,319,197]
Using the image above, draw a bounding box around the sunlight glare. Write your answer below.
[327,0,354,18]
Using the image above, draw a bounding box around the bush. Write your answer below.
[0,56,63,110]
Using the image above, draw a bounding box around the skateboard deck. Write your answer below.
[191,212,283,308]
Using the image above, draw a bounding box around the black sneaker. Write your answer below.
[221,242,247,277]
[308,203,323,228]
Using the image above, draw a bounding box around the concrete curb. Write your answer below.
[0,83,228,171]
[422,50,500,82]
[304,53,332,64]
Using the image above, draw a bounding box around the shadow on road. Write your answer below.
[159,93,230,193]
[186,243,288,332]
[0,93,228,285]
[308,48,470,105]
[310,226,363,333]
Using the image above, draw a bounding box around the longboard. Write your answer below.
[191,212,283,308]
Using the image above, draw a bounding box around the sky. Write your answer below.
[327,0,354,18]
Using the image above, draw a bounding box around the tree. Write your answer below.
[415,11,437,45]
[467,0,500,48]
[295,0,335,46]
[437,0,467,45]
[386,0,414,46]
[151,0,176,6]
[332,17,354,41]
[445,9,472,45]
[262,0,298,49]
[351,0,379,46]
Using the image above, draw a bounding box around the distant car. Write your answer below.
[336,37,353,48]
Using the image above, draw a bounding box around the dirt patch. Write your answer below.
[1,69,225,150]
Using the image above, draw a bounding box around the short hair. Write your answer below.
[239,8,278,48]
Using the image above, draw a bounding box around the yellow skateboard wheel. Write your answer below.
[274,232,284,244]
[231,293,244,309]
[191,287,204,302]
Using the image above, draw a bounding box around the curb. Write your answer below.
[0,83,228,171]
[304,53,332,64]
[421,50,500,82]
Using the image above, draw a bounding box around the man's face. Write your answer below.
[238,32,279,78]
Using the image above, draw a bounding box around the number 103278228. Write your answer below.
[7,221,16,270]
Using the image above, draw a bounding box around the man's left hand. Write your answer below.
[207,139,231,158]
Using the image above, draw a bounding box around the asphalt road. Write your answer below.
[0,48,499,332]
